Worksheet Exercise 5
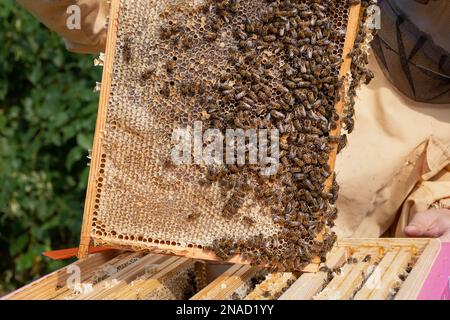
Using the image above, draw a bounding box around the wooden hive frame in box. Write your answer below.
[279,238,444,300]
[78,0,372,271]
[3,238,447,300]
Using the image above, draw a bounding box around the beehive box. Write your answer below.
[278,238,446,300]
[78,0,376,271]
[3,238,447,300]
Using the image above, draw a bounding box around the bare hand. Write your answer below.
[404,208,450,242]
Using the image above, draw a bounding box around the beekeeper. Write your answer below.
[17,0,450,241]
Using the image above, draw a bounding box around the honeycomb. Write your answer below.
[85,0,376,270]
[144,261,197,300]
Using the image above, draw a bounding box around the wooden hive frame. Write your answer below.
[279,238,442,300]
[1,251,120,300]
[77,0,365,271]
[2,238,445,300]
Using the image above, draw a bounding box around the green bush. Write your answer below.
[0,0,101,294]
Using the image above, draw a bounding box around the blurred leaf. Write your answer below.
[66,146,83,170]
[9,233,28,256]
[15,251,34,273]
[76,132,93,150]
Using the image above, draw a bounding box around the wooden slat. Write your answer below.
[327,248,381,300]
[279,247,349,300]
[337,238,430,250]
[395,239,441,300]
[190,264,241,300]
[353,248,400,300]
[2,251,118,300]
[90,238,320,272]
[324,2,362,190]
[368,249,413,300]
[78,0,121,259]
[314,250,371,300]
[244,272,297,300]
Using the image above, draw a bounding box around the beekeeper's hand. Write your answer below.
[17,0,107,53]
[404,209,450,242]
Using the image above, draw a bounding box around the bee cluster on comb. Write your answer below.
[84,0,376,271]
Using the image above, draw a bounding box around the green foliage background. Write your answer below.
[0,1,100,294]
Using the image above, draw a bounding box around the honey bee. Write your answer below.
[187,212,200,221]
[239,68,252,79]
[233,28,247,41]
[242,216,255,226]
[270,110,285,120]
[398,273,407,281]
[347,257,358,264]
[161,82,171,97]
[343,117,355,133]
[122,36,132,63]
[160,24,183,40]
[337,134,347,153]
[162,158,175,170]
[326,208,337,220]
[364,69,375,84]
[205,31,218,42]
[283,79,296,89]
[235,90,247,100]
[165,59,176,73]
[140,67,156,81]
[263,35,277,42]
[181,36,193,49]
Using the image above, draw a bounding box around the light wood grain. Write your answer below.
[244,272,298,300]
[279,247,349,300]
[337,238,430,249]
[324,2,362,190]
[190,264,241,300]
[368,248,413,300]
[2,251,118,300]
[395,239,441,300]
[314,250,371,300]
[78,0,121,259]
[328,248,381,300]
[353,248,400,300]
[92,237,321,272]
